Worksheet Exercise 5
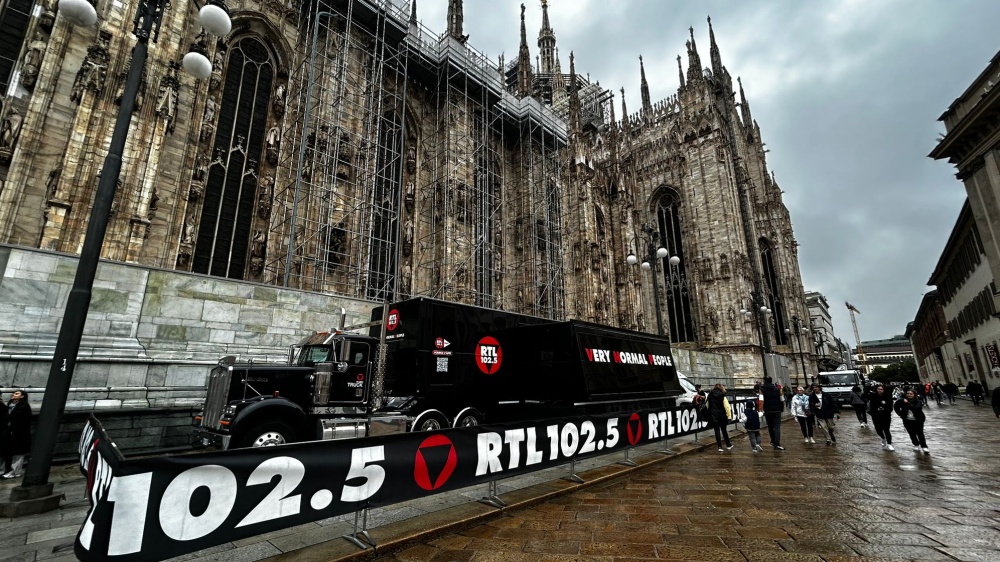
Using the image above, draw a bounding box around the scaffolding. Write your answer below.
[270,0,568,318]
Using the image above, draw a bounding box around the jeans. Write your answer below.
[764,412,782,446]
[748,431,762,449]
[796,415,815,437]
[713,424,731,448]
[853,405,868,424]
[873,416,892,444]
[903,419,927,448]
[817,417,837,442]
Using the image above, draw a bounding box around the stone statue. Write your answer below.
[404,180,415,211]
[272,82,285,117]
[21,32,47,89]
[193,155,209,182]
[266,126,280,165]
[70,33,111,104]
[210,50,225,91]
[200,98,217,142]
[40,0,57,29]
[155,62,180,133]
[181,216,196,244]
[0,108,24,164]
[401,262,412,295]
[257,176,274,219]
[45,165,62,199]
[402,218,413,256]
[405,146,416,174]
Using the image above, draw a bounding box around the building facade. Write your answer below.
[0,0,807,387]
[805,291,847,371]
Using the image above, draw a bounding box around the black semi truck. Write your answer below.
[194,297,682,448]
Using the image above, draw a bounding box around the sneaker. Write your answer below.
[718,448,724,452]
[804,437,809,443]
[809,437,816,444]
[922,447,930,453]
[879,438,886,448]
[826,440,832,445]
[751,448,759,453]
[755,445,764,452]
[913,445,921,451]
[1,473,14,479]
[726,445,734,450]
[774,445,785,450]
[886,444,895,451]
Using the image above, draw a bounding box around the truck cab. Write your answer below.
[194,331,398,449]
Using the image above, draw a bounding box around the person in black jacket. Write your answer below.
[849,385,868,427]
[993,386,1000,419]
[3,390,31,479]
[0,393,8,474]
[760,377,785,450]
[894,389,928,453]
[967,381,983,406]
[868,384,895,451]
[943,382,959,404]
[706,384,733,452]
[808,384,840,445]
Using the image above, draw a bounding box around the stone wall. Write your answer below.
[0,244,376,410]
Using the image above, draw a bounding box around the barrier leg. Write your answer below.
[657,437,679,455]
[479,479,507,509]
[561,457,585,484]
[341,507,375,549]
[617,447,638,467]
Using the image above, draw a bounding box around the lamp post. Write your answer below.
[784,315,809,387]
[18,0,231,498]
[626,223,679,337]
[740,291,772,379]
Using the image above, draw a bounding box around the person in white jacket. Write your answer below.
[791,386,816,444]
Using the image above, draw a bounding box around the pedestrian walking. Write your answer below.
[782,384,793,410]
[868,384,895,451]
[791,386,815,443]
[894,389,929,453]
[992,386,1000,419]
[943,382,958,404]
[0,392,7,474]
[967,381,983,406]
[932,382,944,406]
[809,384,840,445]
[849,385,868,427]
[760,377,785,450]
[707,383,733,452]
[3,390,31,479]
[742,398,764,452]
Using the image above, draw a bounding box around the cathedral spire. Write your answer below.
[516,3,533,97]
[639,55,652,113]
[620,87,629,123]
[447,0,467,43]
[738,76,753,126]
[551,47,567,107]
[568,51,581,134]
[409,0,417,31]
[538,0,556,74]
[708,15,723,75]
[677,54,685,88]
[686,26,702,83]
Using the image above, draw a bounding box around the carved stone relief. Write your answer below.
[21,32,47,90]
[0,107,23,165]
[155,61,180,134]
[71,31,111,104]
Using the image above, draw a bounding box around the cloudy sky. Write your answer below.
[409,0,1000,345]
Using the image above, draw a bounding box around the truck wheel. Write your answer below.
[453,407,482,428]
[411,410,448,432]
[235,421,296,448]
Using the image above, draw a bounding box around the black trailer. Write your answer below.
[371,297,682,429]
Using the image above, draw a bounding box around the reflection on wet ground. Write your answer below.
[378,399,1000,561]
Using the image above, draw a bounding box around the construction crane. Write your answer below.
[845,302,867,376]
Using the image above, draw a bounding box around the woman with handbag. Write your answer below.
[707,383,733,452]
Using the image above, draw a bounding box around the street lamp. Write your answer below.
[784,315,809,387]
[740,292,772,379]
[626,224,680,336]
[17,0,231,503]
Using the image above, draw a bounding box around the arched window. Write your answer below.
[366,110,402,301]
[760,238,788,345]
[193,36,274,279]
[656,188,695,343]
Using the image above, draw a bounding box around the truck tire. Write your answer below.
[453,407,482,428]
[235,421,296,448]
[411,410,448,432]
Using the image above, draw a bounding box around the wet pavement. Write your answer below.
[2,399,999,562]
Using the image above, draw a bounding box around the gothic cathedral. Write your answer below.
[0,0,808,384]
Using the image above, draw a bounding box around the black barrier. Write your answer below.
[75,401,754,562]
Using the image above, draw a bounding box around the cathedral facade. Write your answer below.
[0,0,810,384]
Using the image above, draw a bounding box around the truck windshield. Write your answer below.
[298,345,332,365]
[818,374,856,387]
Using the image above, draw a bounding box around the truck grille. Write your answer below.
[202,365,232,430]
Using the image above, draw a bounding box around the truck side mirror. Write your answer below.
[339,340,352,364]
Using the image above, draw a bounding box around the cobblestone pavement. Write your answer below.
[373,400,1000,562]
[2,399,998,562]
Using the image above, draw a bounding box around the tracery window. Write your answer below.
[656,188,695,343]
[760,238,788,345]
[193,36,274,279]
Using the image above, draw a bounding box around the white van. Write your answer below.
[675,372,699,406]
